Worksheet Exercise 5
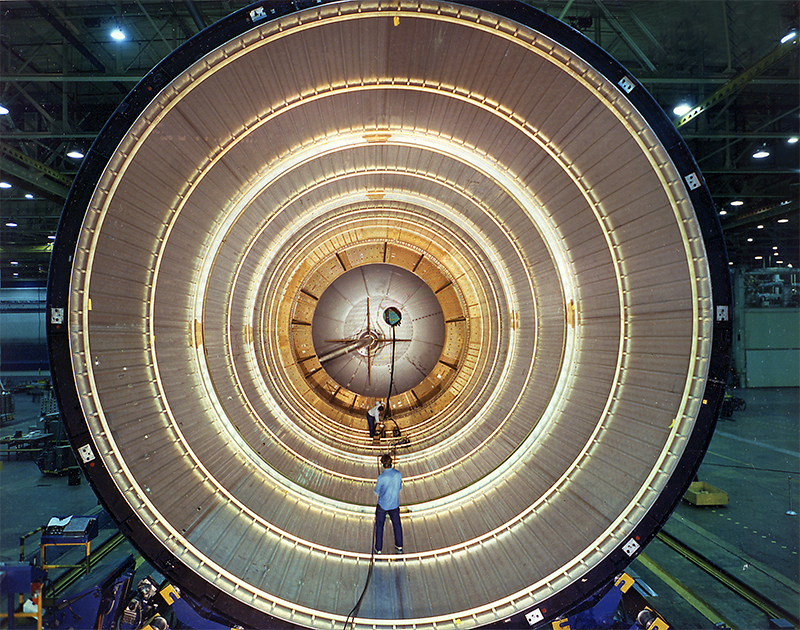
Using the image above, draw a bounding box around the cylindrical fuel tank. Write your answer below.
[47,2,731,628]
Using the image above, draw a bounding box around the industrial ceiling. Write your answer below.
[0,1,798,288]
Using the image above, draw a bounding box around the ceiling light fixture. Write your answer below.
[5,221,18,227]
[789,136,799,144]
[25,193,33,199]
[0,105,9,115]
[754,256,763,260]
[777,218,789,223]
[752,145,770,159]
[110,28,126,41]
[781,30,797,44]
[730,200,744,206]
[747,238,754,242]
[0,182,11,189]
[719,209,727,215]
[672,103,692,117]
[10,261,19,266]
[757,224,764,229]
[67,150,85,159]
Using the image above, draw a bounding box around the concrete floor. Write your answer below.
[1,374,798,629]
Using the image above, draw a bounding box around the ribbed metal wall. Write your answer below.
[47,2,730,628]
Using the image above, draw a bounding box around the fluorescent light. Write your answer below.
[673,103,692,117]
[25,193,33,199]
[0,182,11,189]
[747,237,753,242]
[789,137,799,144]
[754,256,763,260]
[48,235,56,240]
[719,209,727,215]
[0,105,8,115]
[5,222,17,227]
[778,218,789,223]
[110,28,125,41]
[752,149,770,159]
[781,31,797,44]
[10,261,19,266]
[730,200,744,206]
[67,150,84,159]
[757,224,764,229]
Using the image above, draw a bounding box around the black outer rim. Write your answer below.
[46,1,732,628]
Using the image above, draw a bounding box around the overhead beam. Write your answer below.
[594,0,656,72]
[27,0,128,93]
[675,36,799,127]
[1,74,143,82]
[0,133,99,140]
[28,0,107,73]
[185,0,207,31]
[0,145,72,202]
[720,200,799,230]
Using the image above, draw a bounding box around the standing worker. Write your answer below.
[367,402,384,438]
[374,453,403,554]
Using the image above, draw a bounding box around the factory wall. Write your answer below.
[742,308,800,387]
[0,288,49,373]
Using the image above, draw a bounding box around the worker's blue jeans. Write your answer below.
[375,505,403,552]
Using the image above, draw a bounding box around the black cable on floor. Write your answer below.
[344,312,403,629]
[342,516,377,630]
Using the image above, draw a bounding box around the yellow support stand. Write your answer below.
[41,539,92,574]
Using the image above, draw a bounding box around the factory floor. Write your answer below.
[0,375,797,630]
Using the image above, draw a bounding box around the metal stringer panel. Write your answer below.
[47,2,731,628]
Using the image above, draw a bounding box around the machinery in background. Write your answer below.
[0,562,47,630]
[0,387,13,425]
[2,555,672,630]
[719,390,747,419]
[35,412,80,480]
[0,384,80,481]
[549,572,670,630]
[46,555,136,630]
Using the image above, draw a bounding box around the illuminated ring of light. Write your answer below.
[47,2,730,629]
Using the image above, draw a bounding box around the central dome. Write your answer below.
[312,264,445,398]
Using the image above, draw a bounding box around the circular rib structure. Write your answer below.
[47,2,731,628]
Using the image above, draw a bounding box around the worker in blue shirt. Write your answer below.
[374,453,403,553]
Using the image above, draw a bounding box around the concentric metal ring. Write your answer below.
[48,2,730,628]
